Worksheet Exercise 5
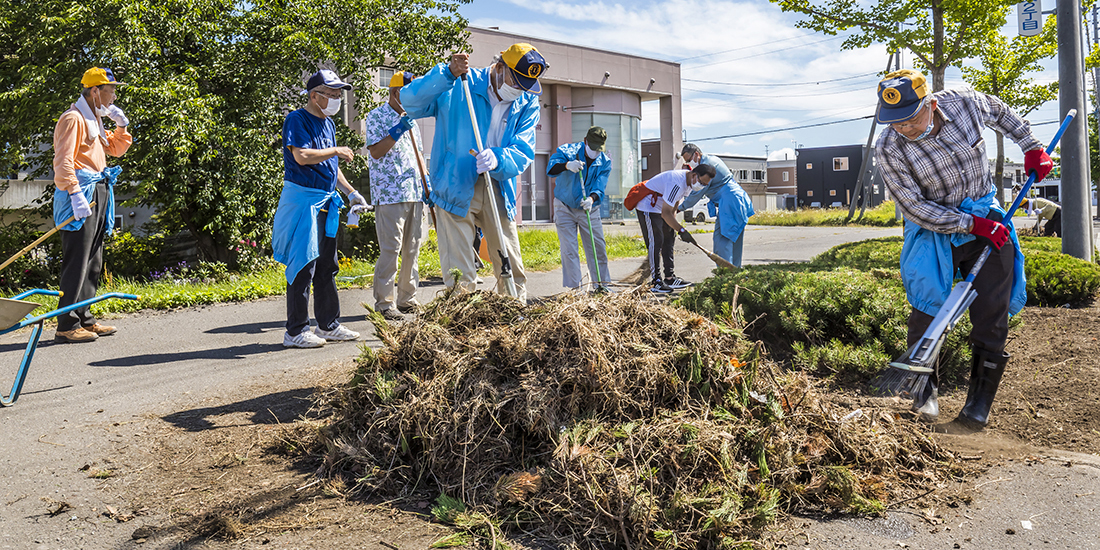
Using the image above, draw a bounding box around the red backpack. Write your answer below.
[624,180,660,211]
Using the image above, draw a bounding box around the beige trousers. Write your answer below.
[373,201,424,311]
[436,179,527,302]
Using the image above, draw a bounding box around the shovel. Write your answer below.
[460,74,519,299]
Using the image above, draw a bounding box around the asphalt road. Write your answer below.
[1,223,1097,549]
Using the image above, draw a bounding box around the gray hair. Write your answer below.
[681,143,702,157]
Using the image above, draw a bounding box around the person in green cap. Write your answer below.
[547,126,612,292]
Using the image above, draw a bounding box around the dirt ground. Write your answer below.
[91,305,1100,549]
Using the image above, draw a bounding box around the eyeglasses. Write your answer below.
[313,89,341,100]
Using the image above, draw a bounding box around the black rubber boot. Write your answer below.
[956,346,1010,428]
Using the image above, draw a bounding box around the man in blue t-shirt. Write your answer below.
[272,69,370,348]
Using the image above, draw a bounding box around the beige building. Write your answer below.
[356,27,683,222]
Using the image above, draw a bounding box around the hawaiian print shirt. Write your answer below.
[364,102,423,205]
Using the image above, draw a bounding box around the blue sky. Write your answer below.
[460,0,1066,161]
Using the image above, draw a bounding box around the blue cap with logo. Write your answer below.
[876,69,929,124]
[306,69,353,91]
[501,43,548,95]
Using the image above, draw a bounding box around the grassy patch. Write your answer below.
[749,201,901,227]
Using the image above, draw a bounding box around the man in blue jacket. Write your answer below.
[272,70,370,348]
[548,126,611,291]
[401,44,547,303]
[874,69,1049,428]
[679,143,755,268]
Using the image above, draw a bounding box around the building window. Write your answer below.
[782,171,789,182]
[807,190,814,197]
[829,189,837,196]
[805,163,812,169]
[640,156,648,171]
[737,170,749,180]
[752,170,765,181]
[378,68,395,87]
[833,157,849,171]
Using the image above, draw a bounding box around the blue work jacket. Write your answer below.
[401,63,539,221]
[271,181,343,283]
[681,154,755,241]
[547,142,611,210]
[54,166,120,235]
[900,188,1027,317]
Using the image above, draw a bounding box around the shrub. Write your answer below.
[103,231,166,280]
[810,236,903,271]
[1024,251,1100,306]
[0,212,61,291]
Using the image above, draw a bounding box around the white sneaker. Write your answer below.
[283,330,326,348]
[315,324,360,341]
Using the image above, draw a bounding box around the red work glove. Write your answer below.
[970,216,1010,250]
[1024,149,1053,182]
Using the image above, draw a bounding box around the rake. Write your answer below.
[872,109,1076,398]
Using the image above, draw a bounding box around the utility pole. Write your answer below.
[1094,4,1100,222]
[1058,0,1093,261]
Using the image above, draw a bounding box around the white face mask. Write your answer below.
[585,143,600,159]
[690,181,705,192]
[321,96,341,117]
[493,68,524,103]
[685,157,699,170]
[904,117,935,142]
[95,105,110,117]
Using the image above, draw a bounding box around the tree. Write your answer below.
[0,0,469,265]
[960,15,1058,202]
[771,0,1016,91]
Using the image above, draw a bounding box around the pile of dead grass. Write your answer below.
[314,290,970,548]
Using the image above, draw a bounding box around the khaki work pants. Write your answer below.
[372,201,424,312]
[436,179,527,302]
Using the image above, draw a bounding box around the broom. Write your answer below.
[872,109,1076,398]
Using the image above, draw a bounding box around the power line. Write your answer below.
[692,115,875,142]
[687,35,846,69]
[674,35,812,62]
[683,71,880,87]
[683,83,871,99]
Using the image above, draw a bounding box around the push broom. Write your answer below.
[872,109,1076,398]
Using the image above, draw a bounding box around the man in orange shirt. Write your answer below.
[52,67,133,343]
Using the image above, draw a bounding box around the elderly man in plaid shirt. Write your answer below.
[874,69,1052,429]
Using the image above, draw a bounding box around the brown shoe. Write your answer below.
[86,323,117,336]
[55,327,99,343]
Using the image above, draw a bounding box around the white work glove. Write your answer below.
[347,190,368,209]
[580,196,594,211]
[476,148,498,174]
[565,160,584,173]
[106,105,129,127]
[70,192,92,220]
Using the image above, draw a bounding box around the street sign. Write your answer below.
[1018,1,1042,37]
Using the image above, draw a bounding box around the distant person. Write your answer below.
[365,70,426,321]
[52,67,133,343]
[679,143,755,267]
[547,126,611,291]
[272,70,369,348]
[1022,197,1061,237]
[630,165,716,293]
[874,69,1048,428]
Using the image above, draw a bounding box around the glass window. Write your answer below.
[753,170,765,181]
[833,157,849,171]
[737,170,748,180]
[782,171,789,182]
[378,68,395,88]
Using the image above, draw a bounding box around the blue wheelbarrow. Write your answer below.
[0,289,139,406]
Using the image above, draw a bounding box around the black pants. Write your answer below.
[57,183,108,332]
[637,210,675,282]
[285,210,341,336]
[1043,209,1062,237]
[907,237,1016,354]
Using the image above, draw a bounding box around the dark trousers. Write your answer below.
[1042,209,1062,237]
[907,237,1016,354]
[285,210,341,336]
[57,183,108,332]
[637,210,675,282]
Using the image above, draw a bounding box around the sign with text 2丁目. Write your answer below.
[1018,1,1042,37]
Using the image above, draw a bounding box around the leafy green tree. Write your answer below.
[960,15,1058,200]
[771,0,1015,90]
[0,0,468,264]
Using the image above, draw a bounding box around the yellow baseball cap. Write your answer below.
[500,43,547,95]
[81,67,126,88]
[389,71,413,88]
[876,69,929,124]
